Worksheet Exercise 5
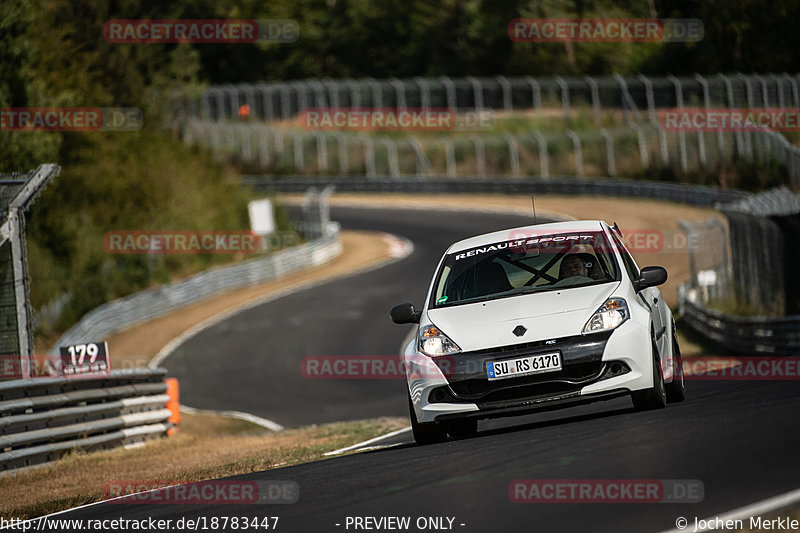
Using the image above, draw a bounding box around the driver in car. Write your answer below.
[559,254,590,279]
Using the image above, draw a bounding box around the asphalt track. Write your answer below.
[163,206,541,427]
[51,207,800,532]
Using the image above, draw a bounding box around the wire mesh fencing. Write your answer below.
[680,187,800,317]
[182,119,800,187]
[172,74,800,124]
[0,165,60,380]
[678,218,731,305]
[173,73,800,188]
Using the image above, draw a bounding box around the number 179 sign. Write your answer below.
[59,342,110,376]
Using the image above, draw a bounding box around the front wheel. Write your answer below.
[408,394,447,445]
[632,341,667,411]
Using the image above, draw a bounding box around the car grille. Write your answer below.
[430,330,613,403]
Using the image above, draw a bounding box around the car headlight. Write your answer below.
[418,325,461,357]
[582,298,629,334]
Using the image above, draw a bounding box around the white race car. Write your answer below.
[391,220,685,444]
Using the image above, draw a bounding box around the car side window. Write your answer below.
[611,232,639,281]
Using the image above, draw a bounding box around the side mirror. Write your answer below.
[633,266,668,292]
[390,303,421,324]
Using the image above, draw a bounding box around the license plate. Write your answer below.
[486,352,562,381]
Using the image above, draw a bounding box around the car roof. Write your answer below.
[446,220,609,254]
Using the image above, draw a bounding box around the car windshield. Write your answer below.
[431,230,619,308]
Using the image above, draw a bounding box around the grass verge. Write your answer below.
[0,414,408,520]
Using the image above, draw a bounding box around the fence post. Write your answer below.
[497,75,513,111]
[466,76,484,113]
[258,126,271,168]
[201,88,216,121]
[257,83,274,121]
[242,84,256,117]
[667,75,688,172]
[293,81,311,113]
[694,74,709,166]
[278,83,292,120]
[470,134,486,177]
[409,137,433,176]
[360,134,376,177]
[677,220,698,291]
[784,73,800,107]
[345,79,362,110]
[335,133,349,174]
[367,78,383,107]
[657,127,669,166]
[719,74,744,154]
[293,133,305,173]
[600,129,616,177]
[414,77,431,111]
[755,74,769,107]
[381,138,400,177]
[224,85,239,119]
[614,74,636,123]
[638,74,656,125]
[238,124,253,163]
[770,74,786,108]
[739,73,755,108]
[533,131,548,177]
[440,76,457,111]
[635,124,649,168]
[585,76,601,124]
[322,78,339,109]
[390,78,407,110]
[524,76,542,113]
[442,138,456,177]
[566,130,583,177]
[503,133,521,177]
[555,76,570,116]
[273,129,285,157]
[314,132,328,173]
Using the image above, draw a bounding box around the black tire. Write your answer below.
[408,394,447,445]
[665,329,686,403]
[632,340,667,411]
[446,419,478,439]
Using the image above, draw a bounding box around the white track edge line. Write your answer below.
[178,404,285,432]
[324,426,412,456]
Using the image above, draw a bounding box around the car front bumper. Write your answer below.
[406,320,653,423]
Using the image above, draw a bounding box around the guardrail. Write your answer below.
[242,175,751,207]
[50,230,342,356]
[679,286,800,356]
[0,368,170,470]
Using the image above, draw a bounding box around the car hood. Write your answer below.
[425,282,619,352]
